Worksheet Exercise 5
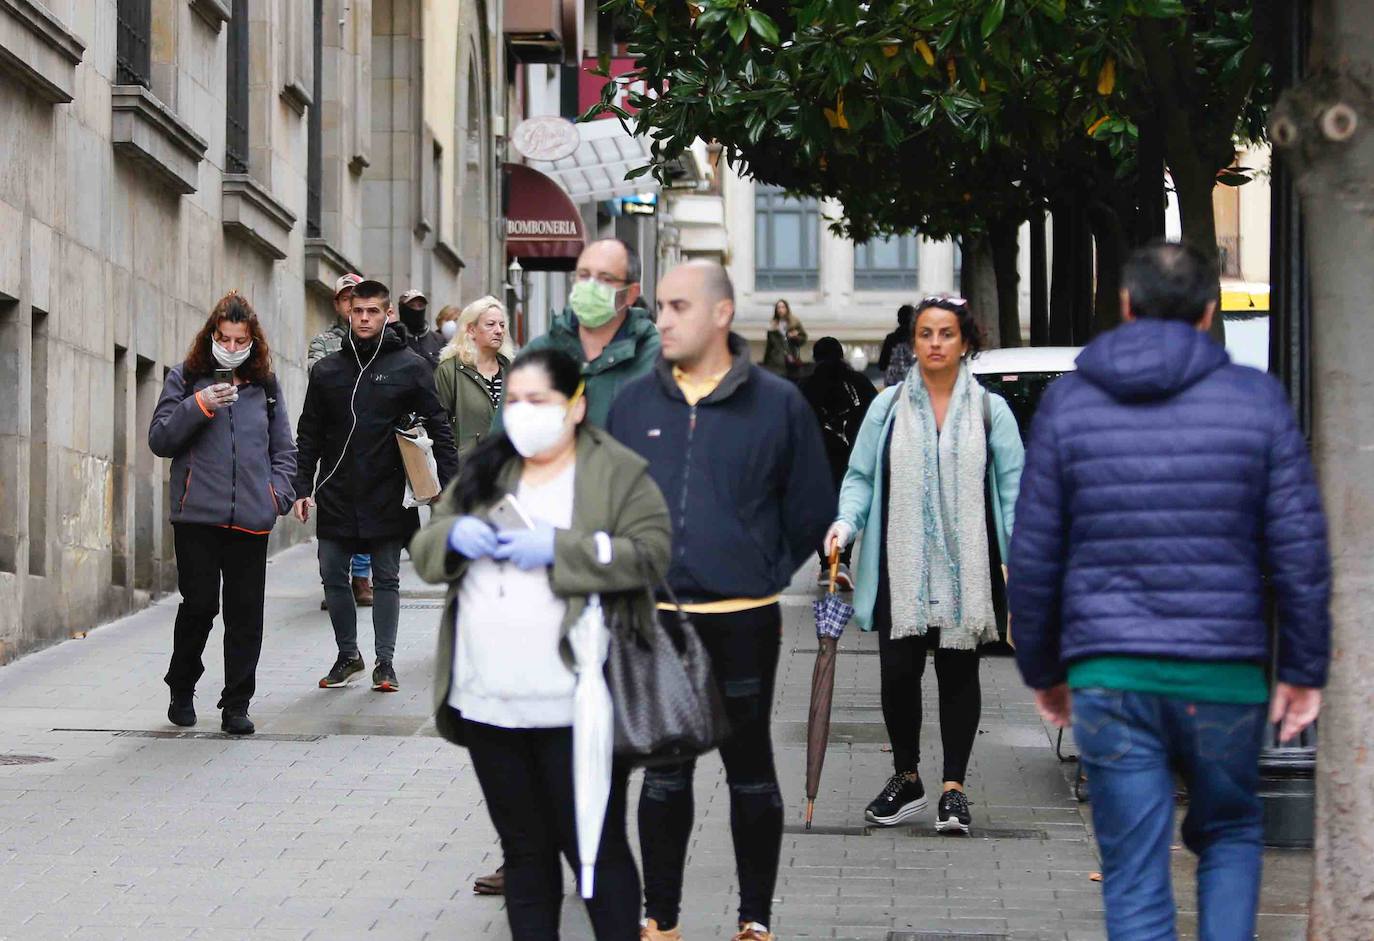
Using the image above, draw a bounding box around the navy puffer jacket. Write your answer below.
[1009,319,1331,690]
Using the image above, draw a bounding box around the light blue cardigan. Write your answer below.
[835,384,1025,632]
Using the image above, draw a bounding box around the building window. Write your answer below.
[755,184,819,291]
[854,233,920,292]
[305,0,323,237]
[116,0,152,87]
[225,0,250,174]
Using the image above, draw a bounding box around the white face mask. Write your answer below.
[504,401,572,458]
[441,320,458,341]
[212,339,253,370]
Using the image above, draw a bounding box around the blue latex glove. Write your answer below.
[448,516,499,560]
[493,522,557,571]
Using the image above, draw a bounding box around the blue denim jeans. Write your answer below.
[350,553,371,578]
[1073,689,1266,941]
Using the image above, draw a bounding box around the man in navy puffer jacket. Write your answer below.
[1009,241,1330,941]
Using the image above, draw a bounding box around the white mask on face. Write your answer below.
[504,401,571,458]
[441,320,458,341]
[212,339,252,370]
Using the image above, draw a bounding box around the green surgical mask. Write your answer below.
[569,279,620,329]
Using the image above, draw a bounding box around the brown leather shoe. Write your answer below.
[640,918,683,940]
[473,864,504,895]
[351,576,374,607]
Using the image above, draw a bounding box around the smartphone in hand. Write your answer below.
[488,494,534,532]
[214,367,234,385]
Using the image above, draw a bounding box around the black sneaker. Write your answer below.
[935,788,972,834]
[319,652,365,688]
[221,710,255,735]
[372,660,399,692]
[864,773,927,826]
[168,692,196,727]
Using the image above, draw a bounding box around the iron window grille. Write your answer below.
[225,0,250,174]
[754,184,820,291]
[116,0,152,87]
[854,233,920,291]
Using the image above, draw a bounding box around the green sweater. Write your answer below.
[1068,656,1269,705]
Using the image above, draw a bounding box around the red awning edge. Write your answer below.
[504,163,586,271]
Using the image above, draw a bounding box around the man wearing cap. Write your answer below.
[398,288,446,369]
[292,278,459,693]
[307,272,372,607]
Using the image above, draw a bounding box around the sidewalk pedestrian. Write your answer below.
[1009,241,1331,941]
[878,304,916,387]
[412,347,671,941]
[292,278,459,693]
[608,261,834,941]
[513,238,659,428]
[148,291,297,735]
[434,295,512,459]
[799,336,876,589]
[398,288,446,368]
[308,272,373,609]
[825,295,1024,834]
[762,299,807,379]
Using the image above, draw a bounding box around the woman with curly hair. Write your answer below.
[148,291,297,735]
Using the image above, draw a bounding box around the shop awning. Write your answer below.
[504,163,586,271]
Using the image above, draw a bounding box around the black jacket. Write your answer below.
[406,326,446,370]
[607,334,835,603]
[799,361,878,488]
[293,323,459,541]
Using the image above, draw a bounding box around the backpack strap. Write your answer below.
[261,373,280,424]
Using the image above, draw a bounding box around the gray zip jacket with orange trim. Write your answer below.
[148,364,298,534]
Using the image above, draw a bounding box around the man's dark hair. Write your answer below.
[897,304,915,330]
[813,336,844,363]
[1121,240,1218,324]
[590,238,641,284]
[352,281,390,304]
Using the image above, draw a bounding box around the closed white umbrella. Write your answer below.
[568,593,614,900]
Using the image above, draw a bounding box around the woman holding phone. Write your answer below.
[148,291,297,735]
[411,347,671,940]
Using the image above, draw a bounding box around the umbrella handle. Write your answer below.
[805,798,815,831]
[827,546,840,595]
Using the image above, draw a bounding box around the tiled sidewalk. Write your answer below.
[0,543,1306,939]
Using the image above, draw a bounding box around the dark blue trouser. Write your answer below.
[1073,689,1267,941]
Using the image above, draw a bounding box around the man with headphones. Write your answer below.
[293,278,459,692]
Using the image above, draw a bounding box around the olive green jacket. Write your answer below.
[433,353,509,459]
[409,425,672,745]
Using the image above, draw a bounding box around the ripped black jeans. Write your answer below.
[639,605,783,930]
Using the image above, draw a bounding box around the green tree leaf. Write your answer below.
[981,0,1006,39]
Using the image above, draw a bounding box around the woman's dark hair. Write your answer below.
[913,295,986,359]
[1121,240,1218,324]
[773,299,791,319]
[183,291,273,383]
[453,347,584,511]
[812,336,844,364]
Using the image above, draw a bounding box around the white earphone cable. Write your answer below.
[312,326,384,498]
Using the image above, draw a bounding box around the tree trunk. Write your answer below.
[1088,203,1127,337]
[1134,108,1168,246]
[1029,208,1049,346]
[1169,160,1226,344]
[990,220,1023,348]
[1069,197,1096,345]
[1273,5,1374,935]
[1049,195,1080,345]
[960,234,1000,347]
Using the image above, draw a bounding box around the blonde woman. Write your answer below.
[434,296,513,457]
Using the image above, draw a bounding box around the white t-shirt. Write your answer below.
[451,465,577,728]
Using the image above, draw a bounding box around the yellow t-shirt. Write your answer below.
[663,365,778,615]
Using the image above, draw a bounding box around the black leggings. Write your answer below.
[463,720,640,941]
[638,605,783,930]
[877,621,981,784]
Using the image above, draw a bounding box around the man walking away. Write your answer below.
[798,336,876,588]
[517,238,659,427]
[308,273,374,608]
[608,261,834,941]
[1009,241,1331,941]
[398,288,445,369]
[878,304,915,386]
[293,278,459,693]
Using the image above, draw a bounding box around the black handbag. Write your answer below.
[603,575,730,768]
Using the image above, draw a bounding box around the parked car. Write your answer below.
[970,346,1080,443]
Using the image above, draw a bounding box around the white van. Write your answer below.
[970,347,1080,442]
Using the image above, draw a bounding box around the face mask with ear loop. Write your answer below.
[311,323,386,497]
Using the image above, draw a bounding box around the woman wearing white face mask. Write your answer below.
[434,296,514,460]
[411,348,671,940]
[148,292,297,735]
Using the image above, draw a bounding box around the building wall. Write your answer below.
[0,0,504,664]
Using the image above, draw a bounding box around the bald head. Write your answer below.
[656,260,736,368]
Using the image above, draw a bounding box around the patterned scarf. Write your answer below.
[885,363,996,649]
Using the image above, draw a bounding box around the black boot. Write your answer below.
[168,692,196,727]
[221,709,255,735]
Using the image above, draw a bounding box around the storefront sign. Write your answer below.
[510,115,581,162]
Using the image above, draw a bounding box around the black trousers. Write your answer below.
[164,523,268,712]
[639,605,783,929]
[876,620,981,784]
[464,720,640,941]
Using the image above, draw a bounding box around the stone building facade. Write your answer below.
[0,0,506,662]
